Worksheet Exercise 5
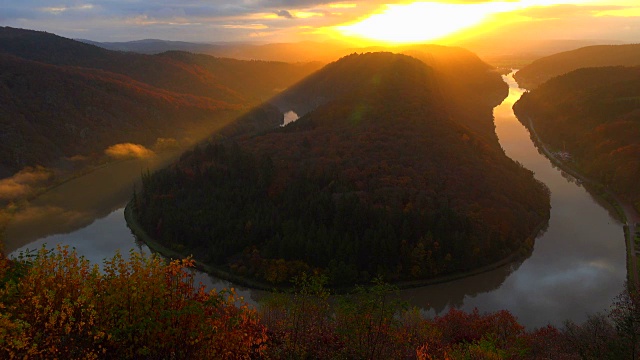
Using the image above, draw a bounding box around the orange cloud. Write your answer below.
[153,138,180,152]
[595,7,640,17]
[0,166,54,201]
[104,143,155,160]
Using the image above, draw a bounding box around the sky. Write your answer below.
[1,0,639,46]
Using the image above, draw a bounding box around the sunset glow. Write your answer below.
[334,0,609,45]
[2,0,640,44]
[337,2,515,44]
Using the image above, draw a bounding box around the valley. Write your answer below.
[2,16,640,355]
[5,71,627,329]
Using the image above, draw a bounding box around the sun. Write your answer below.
[336,2,521,44]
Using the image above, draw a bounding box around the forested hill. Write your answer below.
[0,27,320,178]
[136,52,550,287]
[273,44,507,143]
[514,66,640,213]
[0,27,321,103]
[0,54,238,176]
[514,44,640,89]
[390,45,508,143]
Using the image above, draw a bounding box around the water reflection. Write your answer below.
[11,208,147,265]
[8,207,266,307]
[398,72,625,328]
[4,153,178,253]
[401,259,527,314]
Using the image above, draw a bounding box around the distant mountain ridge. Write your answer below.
[514,44,640,89]
[78,37,626,70]
[135,52,549,287]
[77,37,354,63]
[77,38,223,55]
[0,27,321,104]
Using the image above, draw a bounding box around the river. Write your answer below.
[5,72,626,328]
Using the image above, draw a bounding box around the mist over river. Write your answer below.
[6,72,626,328]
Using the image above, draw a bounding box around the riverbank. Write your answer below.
[521,114,640,288]
[125,198,547,293]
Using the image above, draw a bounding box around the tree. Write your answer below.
[0,246,267,359]
[610,285,640,359]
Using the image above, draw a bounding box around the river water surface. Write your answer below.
[6,73,626,328]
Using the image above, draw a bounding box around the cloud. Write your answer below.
[0,0,379,42]
[329,3,357,9]
[40,4,95,15]
[275,10,294,18]
[594,6,640,18]
[513,4,621,19]
[104,143,154,160]
[261,0,352,7]
[0,181,31,201]
[153,138,180,152]
[455,3,640,47]
[7,205,85,229]
[2,0,638,43]
[0,166,54,201]
[222,23,269,29]
[3,204,91,252]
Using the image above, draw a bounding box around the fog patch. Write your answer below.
[9,205,86,229]
[281,110,300,127]
[105,143,155,160]
[0,166,54,201]
[67,154,89,162]
[3,205,90,253]
[153,137,180,152]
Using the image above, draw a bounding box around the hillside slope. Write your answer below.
[514,66,640,212]
[514,44,640,89]
[0,27,320,103]
[0,54,239,175]
[0,27,320,178]
[136,52,549,287]
[272,45,507,143]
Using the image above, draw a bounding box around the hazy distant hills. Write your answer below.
[79,37,624,70]
[0,27,321,103]
[0,27,320,178]
[514,44,640,89]
[136,52,549,286]
[78,38,357,63]
[515,66,640,212]
[78,38,223,55]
